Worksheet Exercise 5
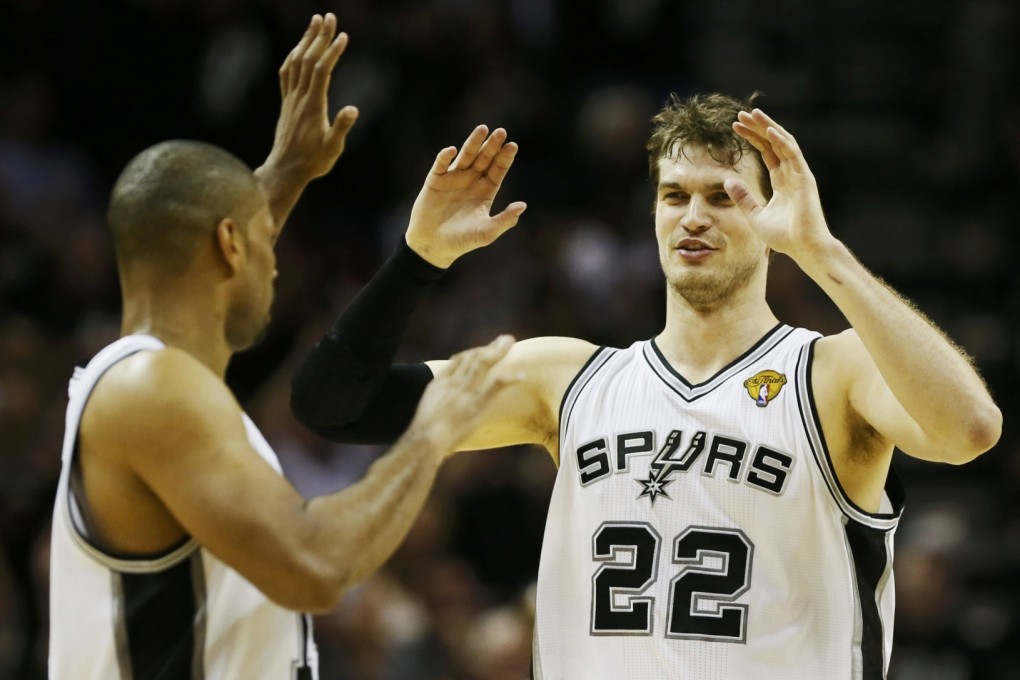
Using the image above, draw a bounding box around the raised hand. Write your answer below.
[267,13,358,180]
[725,109,834,265]
[409,335,518,458]
[256,13,359,228]
[406,126,527,268]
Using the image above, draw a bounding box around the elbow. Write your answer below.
[289,375,331,433]
[968,402,1003,457]
[289,389,325,434]
[298,582,347,615]
[289,387,351,442]
[944,402,1003,465]
[272,556,352,614]
[298,564,349,614]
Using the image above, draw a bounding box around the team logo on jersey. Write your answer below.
[636,430,704,504]
[576,428,795,502]
[743,370,787,407]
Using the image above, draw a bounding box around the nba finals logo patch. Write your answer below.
[743,370,787,407]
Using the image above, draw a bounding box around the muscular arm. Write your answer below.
[729,109,1001,467]
[808,250,999,463]
[82,340,512,613]
[426,336,598,461]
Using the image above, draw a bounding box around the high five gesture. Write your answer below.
[406,125,527,268]
[256,13,360,230]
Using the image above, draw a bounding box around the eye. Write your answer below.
[711,192,734,206]
[661,191,688,204]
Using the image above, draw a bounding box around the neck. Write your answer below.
[120,286,233,378]
[655,284,779,384]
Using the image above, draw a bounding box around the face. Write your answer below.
[225,200,278,351]
[653,145,768,309]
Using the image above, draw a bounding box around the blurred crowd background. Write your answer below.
[1,0,1018,678]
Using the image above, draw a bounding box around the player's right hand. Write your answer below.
[409,334,518,457]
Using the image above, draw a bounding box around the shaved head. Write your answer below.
[107,140,262,276]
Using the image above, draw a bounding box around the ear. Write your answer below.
[214,218,246,275]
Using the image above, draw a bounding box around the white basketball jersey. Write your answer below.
[535,325,903,680]
[49,335,319,680]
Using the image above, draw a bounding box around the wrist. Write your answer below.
[794,238,856,285]
[404,234,455,270]
[256,158,301,185]
[395,237,449,281]
[327,237,445,341]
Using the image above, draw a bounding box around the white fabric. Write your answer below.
[535,326,901,680]
[49,335,318,679]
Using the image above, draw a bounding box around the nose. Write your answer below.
[680,194,710,232]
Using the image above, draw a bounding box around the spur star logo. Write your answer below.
[637,430,706,504]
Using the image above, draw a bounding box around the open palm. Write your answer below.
[725,109,831,262]
[406,126,527,268]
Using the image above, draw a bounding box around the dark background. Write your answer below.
[1,0,1018,677]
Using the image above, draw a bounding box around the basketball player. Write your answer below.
[48,14,518,680]
[290,93,1002,679]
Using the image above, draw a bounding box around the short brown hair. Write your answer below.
[646,92,771,200]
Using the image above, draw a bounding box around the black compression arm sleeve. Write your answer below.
[290,239,445,443]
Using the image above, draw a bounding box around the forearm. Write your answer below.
[306,422,442,592]
[803,240,1001,452]
[291,240,444,437]
[293,360,432,444]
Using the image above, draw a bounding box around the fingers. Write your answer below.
[735,109,807,171]
[307,30,348,104]
[325,105,359,152]
[723,178,762,218]
[447,335,517,395]
[444,127,518,183]
[297,13,338,94]
[428,146,459,177]
[488,201,528,238]
[449,125,490,171]
[280,13,345,96]
[471,128,508,173]
[484,141,519,187]
[447,334,513,369]
[734,115,779,171]
[280,15,322,93]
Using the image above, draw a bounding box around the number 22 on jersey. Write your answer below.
[591,523,754,641]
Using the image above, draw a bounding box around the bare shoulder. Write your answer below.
[810,328,871,428]
[83,347,243,459]
[90,347,232,412]
[812,328,867,382]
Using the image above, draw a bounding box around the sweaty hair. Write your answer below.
[646,92,772,200]
[107,140,261,275]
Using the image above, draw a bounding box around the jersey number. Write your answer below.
[591,523,753,641]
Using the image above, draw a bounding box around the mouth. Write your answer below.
[674,238,717,260]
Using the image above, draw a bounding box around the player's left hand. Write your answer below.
[725,109,835,265]
[263,13,358,183]
[405,125,527,269]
